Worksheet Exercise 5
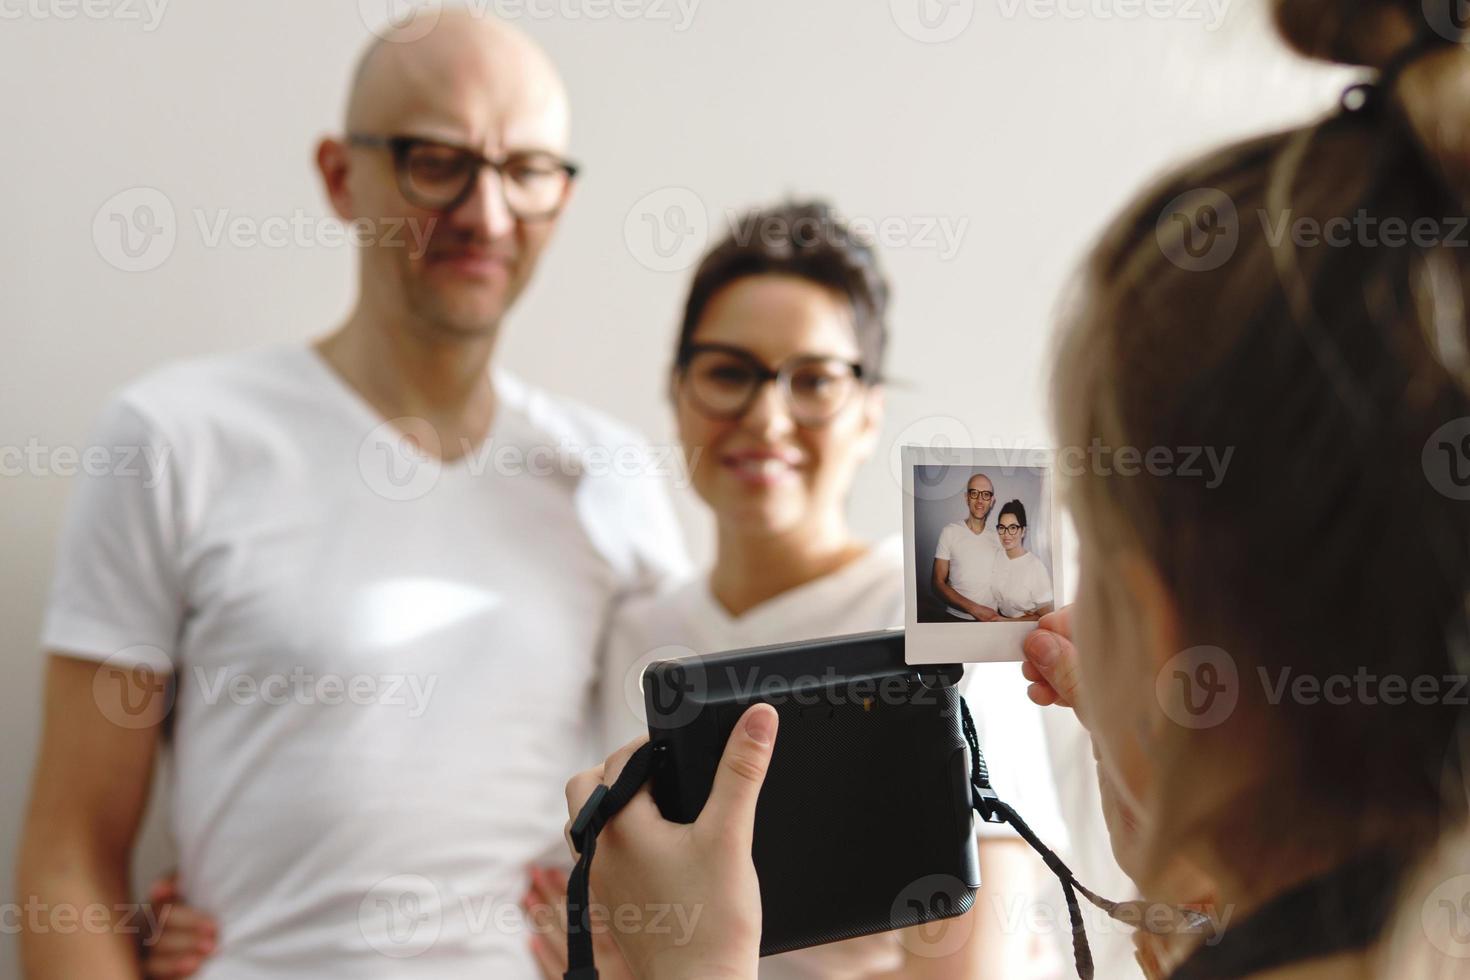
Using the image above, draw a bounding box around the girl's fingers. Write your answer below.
[1027,682,1060,706]
[529,933,566,980]
[158,905,217,937]
[144,954,201,979]
[146,926,208,958]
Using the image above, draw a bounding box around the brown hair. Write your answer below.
[1053,0,1470,891]
[674,201,891,380]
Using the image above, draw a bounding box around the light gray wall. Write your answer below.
[0,1,1350,975]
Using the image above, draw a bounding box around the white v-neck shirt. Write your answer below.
[598,536,1068,979]
[41,344,688,980]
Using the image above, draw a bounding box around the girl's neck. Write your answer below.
[709,513,866,617]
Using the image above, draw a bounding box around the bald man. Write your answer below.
[18,12,686,979]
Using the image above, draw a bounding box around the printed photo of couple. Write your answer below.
[903,446,1059,663]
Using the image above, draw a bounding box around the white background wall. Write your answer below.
[1,0,1349,974]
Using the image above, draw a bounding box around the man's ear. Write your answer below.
[1116,553,1183,680]
[317,137,353,221]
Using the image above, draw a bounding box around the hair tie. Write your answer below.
[1340,28,1454,115]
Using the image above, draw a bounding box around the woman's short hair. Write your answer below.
[674,200,890,381]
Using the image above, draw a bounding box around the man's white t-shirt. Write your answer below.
[934,521,1002,618]
[41,345,688,980]
[991,549,1055,619]
[598,536,1069,979]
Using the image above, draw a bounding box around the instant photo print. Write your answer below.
[902,445,1061,665]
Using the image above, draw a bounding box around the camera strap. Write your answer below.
[562,696,1130,980]
[960,697,1127,980]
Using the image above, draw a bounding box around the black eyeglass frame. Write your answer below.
[346,133,580,219]
[673,341,869,427]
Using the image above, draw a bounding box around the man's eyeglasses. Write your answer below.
[966,489,995,502]
[676,343,866,427]
[347,134,579,219]
[997,523,1024,535]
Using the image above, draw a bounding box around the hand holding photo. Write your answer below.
[902,445,1059,664]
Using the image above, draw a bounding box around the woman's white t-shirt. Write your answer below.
[598,536,1069,979]
[991,549,1055,618]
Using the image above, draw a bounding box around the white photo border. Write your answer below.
[902,444,1061,665]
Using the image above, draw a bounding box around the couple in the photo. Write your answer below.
[931,471,1054,622]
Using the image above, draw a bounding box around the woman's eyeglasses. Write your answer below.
[676,343,866,427]
[996,523,1024,535]
[347,134,579,219]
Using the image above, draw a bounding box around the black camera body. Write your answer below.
[642,629,979,956]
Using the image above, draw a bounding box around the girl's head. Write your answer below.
[997,499,1027,550]
[1053,0,1470,899]
[671,202,889,537]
